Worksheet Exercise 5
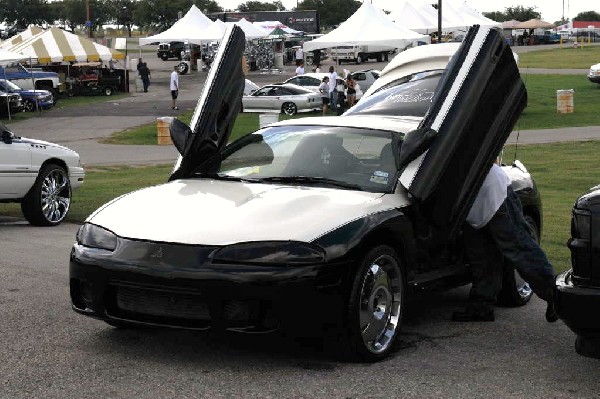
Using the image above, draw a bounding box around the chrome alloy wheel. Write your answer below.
[358,254,403,355]
[41,168,71,223]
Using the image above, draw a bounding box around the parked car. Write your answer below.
[0,123,85,225]
[555,183,600,359]
[0,79,54,112]
[157,41,185,61]
[69,26,537,361]
[0,64,64,96]
[0,90,23,116]
[349,69,380,92]
[588,63,600,84]
[283,72,363,101]
[241,83,321,115]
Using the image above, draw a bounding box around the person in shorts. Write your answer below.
[170,66,179,110]
[319,76,330,115]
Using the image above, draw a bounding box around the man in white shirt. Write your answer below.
[295,61,305,75]
[328,66,338,113]
[170,66,179,110]
[295,45,304,65]
[453,164,557,322]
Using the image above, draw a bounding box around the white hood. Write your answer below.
[89,179,409,245]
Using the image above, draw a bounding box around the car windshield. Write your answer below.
[346,70,442,118]
[206,126,401,193]
[0,80,21,92]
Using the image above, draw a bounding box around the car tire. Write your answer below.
[356,54,363,64]
[496,215,538,307]
[341,245,404,362]
[161,54,169,61]
[337,59,342,65]
[378,53,384,62]
[102,86,113,96]
[21,163,72,226]
[23,99,36,112]
[282,102,297,115]
[177,62,189,75]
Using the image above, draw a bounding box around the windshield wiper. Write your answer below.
[192,173,261,183]
[257,176,364,191]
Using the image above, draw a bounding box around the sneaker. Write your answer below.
[452,306,495,322]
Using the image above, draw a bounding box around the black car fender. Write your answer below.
[312,208,418,282]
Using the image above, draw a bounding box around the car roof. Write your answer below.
[266,115,420,134]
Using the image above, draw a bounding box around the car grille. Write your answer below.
[111,285,210,324]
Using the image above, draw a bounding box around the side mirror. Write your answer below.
[169,118,192,155]
[1,129,14,144]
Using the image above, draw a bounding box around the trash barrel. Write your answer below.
[157,117,175,145]
[556,89,574,113]
[259,113,279,128]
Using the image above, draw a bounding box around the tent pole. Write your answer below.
[3,66,11,120]
[437,0,442,44]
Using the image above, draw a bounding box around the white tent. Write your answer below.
[0,48,26,64]
[456,2,501,28]
[197,19,228,42]
[388,1,450,33]
[138,5,213,45]
[253,21,301,35]
[228,19,269,40]
[0,25,44,49]
[304,2,427,51]
[418,2,468,31]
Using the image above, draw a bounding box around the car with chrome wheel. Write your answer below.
[70,25,538,361]
[0,123,85,226]
[0,79,54,112]
[241,83,321,115]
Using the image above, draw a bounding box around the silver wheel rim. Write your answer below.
[359,254,402,355]
[24,100,34,112]
[41,169,71,223]
[283,103,296,115]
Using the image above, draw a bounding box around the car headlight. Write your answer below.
[212,241,326,265]
[77,223,118,251]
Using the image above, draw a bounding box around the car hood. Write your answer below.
[19,89,51,96]
[88,179,409,245]
[20,136,77,154]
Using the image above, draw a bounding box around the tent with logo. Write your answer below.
[0,25,44,49]
[8,27,124,63]
[138,5,213,45]
[253,21,302,35]
[303,2,427,52]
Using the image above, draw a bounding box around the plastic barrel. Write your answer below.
[556,89,574,113]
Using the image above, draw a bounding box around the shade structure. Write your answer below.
[8,27,124,63]
[253,21,301,35]
[418,2,467,31]
[515,19,555,29]
[229,19,269,40]
[0,25,44,49]
[138,5,213,45]
[197,19,228,41]
[502,19,522,29]
[457,2,501,27]
[388,1,451,33]
[0,48,27,65]
[304,2,427,52]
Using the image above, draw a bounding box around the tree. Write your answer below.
[238,1,285,12]
[297,0,361,30]
[0,0,50,28]
[105,0,137,37]
[504,5,540,21]
[573,11,600,21]
[134,0,222,31]
[482,11,507,22]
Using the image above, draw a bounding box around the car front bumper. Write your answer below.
[70,242,351,333]
[588,73,600,83]
[555,270,600,338]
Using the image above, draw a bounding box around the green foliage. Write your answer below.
[483,5,541,23]
[482,11,506,22]
[297,0,361,29]
[573,11,600,21]
[0,0,50,28]
[238,1,285,12]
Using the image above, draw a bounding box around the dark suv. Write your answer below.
[157,41,185,61]
[556,184,600,358]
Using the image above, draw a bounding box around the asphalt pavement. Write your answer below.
[3,47,599,167]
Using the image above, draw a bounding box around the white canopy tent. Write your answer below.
[418,1,500,32]
[138,5,213,45]
[252,21,302,35]
[304,2,427,52]
[228,19,269,40]
[456,2,501,28]
[0,25,44,49]
[387,1,458,33]
[197,19,228,42]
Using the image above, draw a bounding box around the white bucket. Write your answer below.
[557,89,574,113]
[259,113,279,128]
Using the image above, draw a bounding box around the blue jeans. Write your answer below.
[329,91,338,112]
[467,186,556,304]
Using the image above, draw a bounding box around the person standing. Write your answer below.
[318,76,330,115]
[295,45,304,65]
[346,75,357,107]
[170,66,179,110]
[295,61,305,75]
[452,163,558,323]
[139,62,151,92]
[328,66,338,113]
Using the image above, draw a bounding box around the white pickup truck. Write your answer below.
[0,64,63,95]
[331,45,395,65]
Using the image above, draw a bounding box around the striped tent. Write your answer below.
[0,25,44,49]
[8,27,124,63]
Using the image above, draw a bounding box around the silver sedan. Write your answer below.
[241,83,322,115]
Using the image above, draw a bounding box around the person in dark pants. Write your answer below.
[453,164,557,322]
[139,62,151,92]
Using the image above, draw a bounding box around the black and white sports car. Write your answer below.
[70,25,539,361]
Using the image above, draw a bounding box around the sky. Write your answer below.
[215,0,598,24]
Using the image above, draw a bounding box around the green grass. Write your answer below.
[2,140,599,273]
[518,45,600,69]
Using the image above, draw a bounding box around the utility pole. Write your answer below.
[86,0,92,38]
[437,0,442,44]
